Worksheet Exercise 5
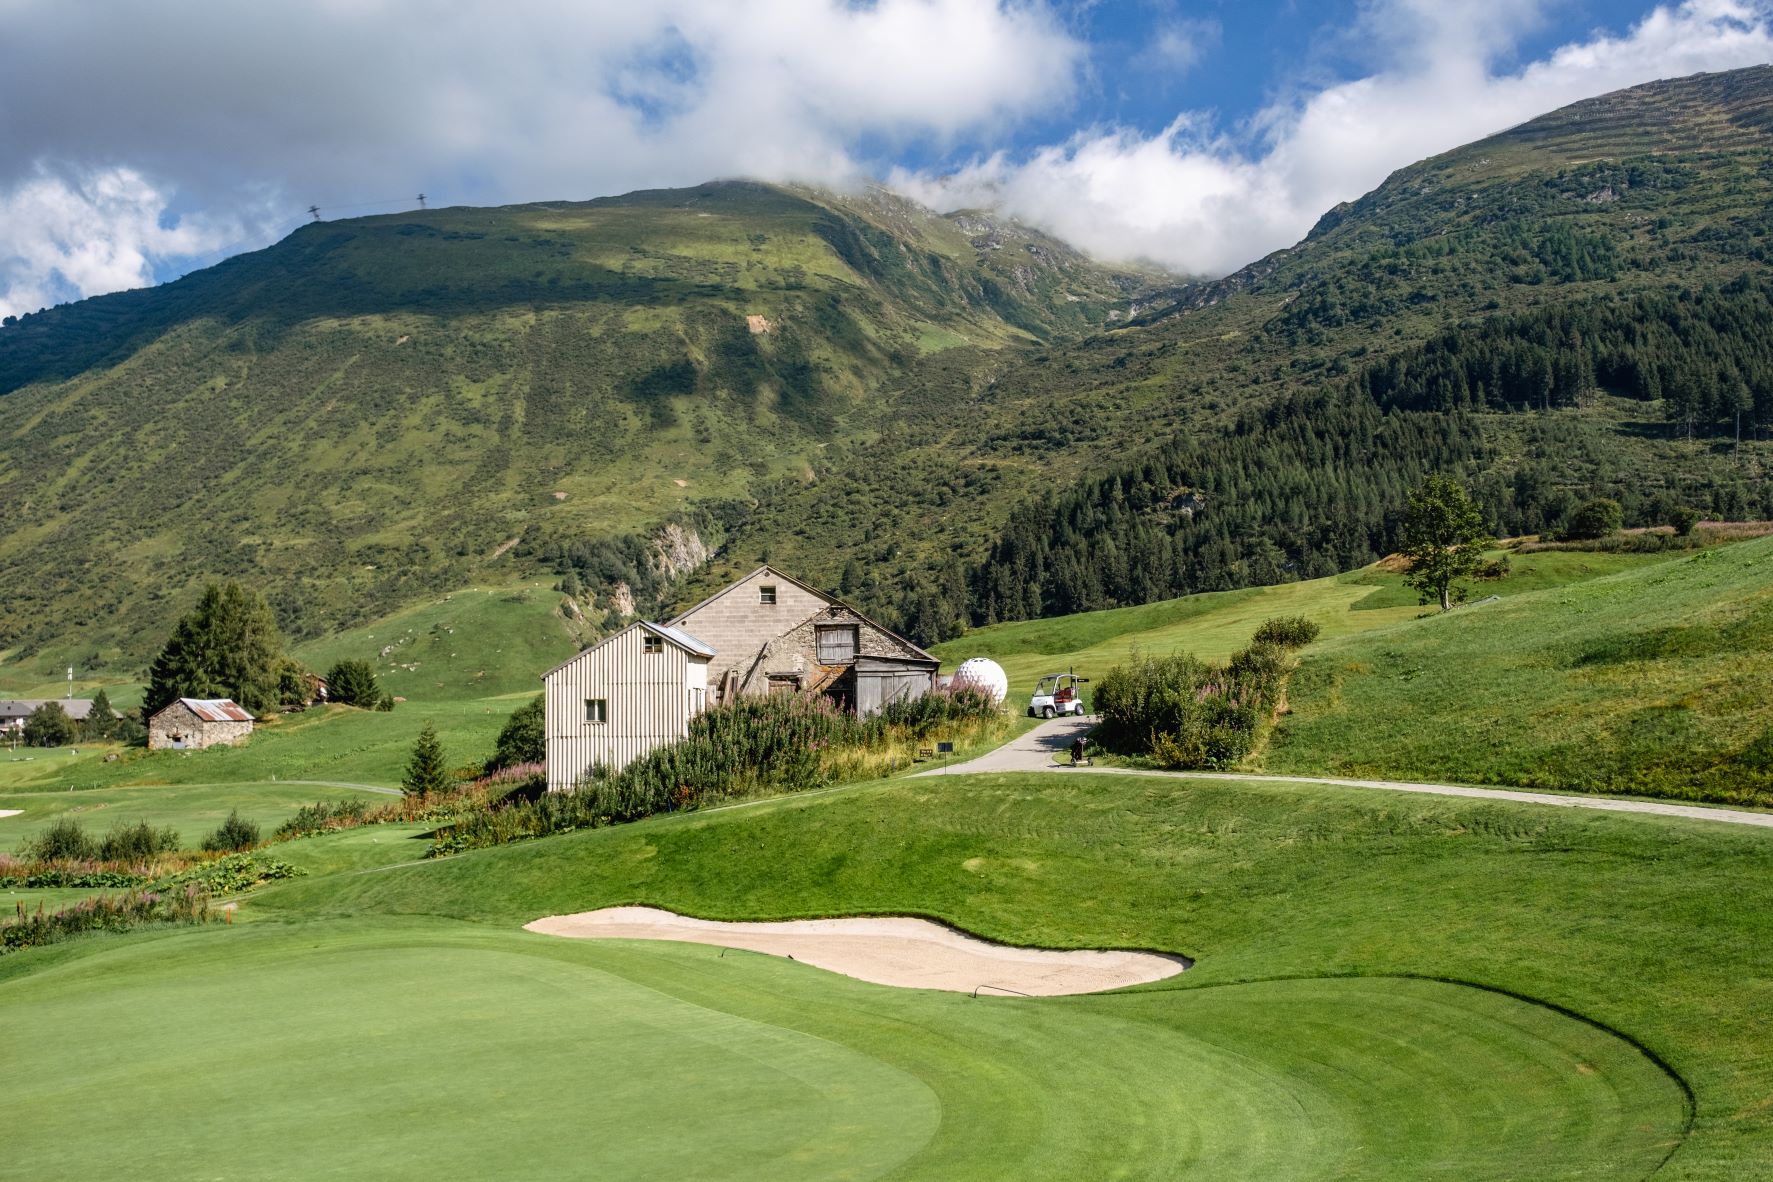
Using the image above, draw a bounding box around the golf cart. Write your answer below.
[1029,671,1088,718]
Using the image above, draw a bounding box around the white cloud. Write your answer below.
[0,166,238,321]
[897,0,1773,274]
[0,0,1082,316]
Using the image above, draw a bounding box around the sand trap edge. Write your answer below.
[525,905,1190,996]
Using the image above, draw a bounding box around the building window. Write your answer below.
[759,584,777,605]
[642,632,663,654]
[585,699,607,724]
[816,625,858,665]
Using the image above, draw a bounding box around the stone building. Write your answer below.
[147,698,255,751]
[669,566,939,711]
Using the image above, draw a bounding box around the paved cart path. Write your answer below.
[920,716,1773,831]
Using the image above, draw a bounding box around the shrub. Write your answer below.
[1095,643,1295,770]
[489,695,545,770]
[1250,616,1322,649]
[97,821,181,863]
[434,689,1003,854]
[201,810,260,853]
[154,852,302,894]
[1668,505,1702,536]
[28,818,96,863]
[326,659,382,707]
[273,799,370,840]
[1561,498,1625,541]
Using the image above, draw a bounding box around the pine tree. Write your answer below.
[144,582,285,715]
[402,722,451,798]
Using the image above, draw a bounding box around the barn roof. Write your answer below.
[174,698,255,722]
[540,621,716,680]
[666,565,836,626]
[0,698,105,722]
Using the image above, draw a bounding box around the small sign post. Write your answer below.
[938,741,954,774]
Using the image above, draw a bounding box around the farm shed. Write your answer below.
[147,698,255,751]
[542,621,714,791]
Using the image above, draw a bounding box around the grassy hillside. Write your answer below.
[7,770,1771,1177]
[0,180,1145,671]
[1270,534,1773,804]
[932,545,1674,701]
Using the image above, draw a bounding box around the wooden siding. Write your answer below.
[544,625,710,791]
[671,567,833,686]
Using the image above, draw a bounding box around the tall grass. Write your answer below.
[1,886,213,954]
[433,688,1004,854]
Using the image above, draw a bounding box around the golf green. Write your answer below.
[0,917,1684,1180]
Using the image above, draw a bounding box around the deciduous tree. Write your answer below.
[1400,475,1492,612]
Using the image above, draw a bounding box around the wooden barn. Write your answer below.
[541,621,714,792]
[147,698,255,751]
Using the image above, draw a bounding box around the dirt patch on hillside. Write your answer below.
[524,906,1188,996]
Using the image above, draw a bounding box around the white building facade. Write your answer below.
[542,621,713,792]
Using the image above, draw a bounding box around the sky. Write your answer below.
[1,0,1771,320]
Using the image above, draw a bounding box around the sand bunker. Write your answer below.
[525,906,1188,996]
[0,810,19,819]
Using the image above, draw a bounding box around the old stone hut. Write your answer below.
[147,698,255,751]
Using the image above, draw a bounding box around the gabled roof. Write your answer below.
[666,565,837,627]
[0,698,105,722]
[540,620,716,680]
[785,601,937,663]
[173,698,255,722]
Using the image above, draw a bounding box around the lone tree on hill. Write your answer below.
[402,722,451,798]
[1400,475,1492,612]
[22,701,76,748]
[144,583,285,717]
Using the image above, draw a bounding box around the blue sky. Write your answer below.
[0,0,1770,319]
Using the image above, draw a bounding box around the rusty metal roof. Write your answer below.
[176,698,255,723]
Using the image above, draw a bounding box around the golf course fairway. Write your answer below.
[1,919,1683,1180]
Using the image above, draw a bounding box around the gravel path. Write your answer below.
[526,906,1187,995]
[922,716,1773,830]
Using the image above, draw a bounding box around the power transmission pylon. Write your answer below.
[307,205,321,222]
[417,193,428,210]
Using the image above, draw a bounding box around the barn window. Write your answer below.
[759,584,777,605]
[642,633,663,654]
[816,625,858,664]
[585,699,607,724]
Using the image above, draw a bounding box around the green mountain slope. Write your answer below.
[0,181,1142,667]
[856,65,1773,636]
[10,67,1773,680]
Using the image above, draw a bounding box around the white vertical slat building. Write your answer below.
[542,621,714,792]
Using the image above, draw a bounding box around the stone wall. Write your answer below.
[672,567,833,686]
[148,704,254,751]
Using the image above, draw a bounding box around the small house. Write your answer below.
[0,698,111,734]
[541,621,714,792]
[147,698,255,751]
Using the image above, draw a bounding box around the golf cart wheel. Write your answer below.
[1042,706,1055,719]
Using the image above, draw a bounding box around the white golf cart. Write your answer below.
[1028,671,1088,719]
